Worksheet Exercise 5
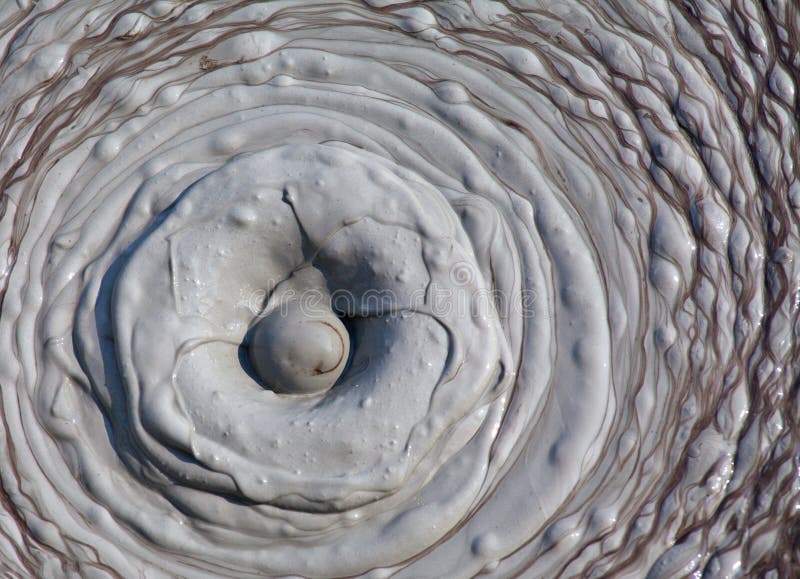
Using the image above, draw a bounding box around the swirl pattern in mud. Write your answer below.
[0,1,798,577]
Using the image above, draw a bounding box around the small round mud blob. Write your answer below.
[249,303,349,395]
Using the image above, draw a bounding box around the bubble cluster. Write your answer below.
[0,1,798,578]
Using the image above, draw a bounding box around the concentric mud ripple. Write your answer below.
[0,1,798,577]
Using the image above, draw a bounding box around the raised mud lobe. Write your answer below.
[0,1,798,578]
